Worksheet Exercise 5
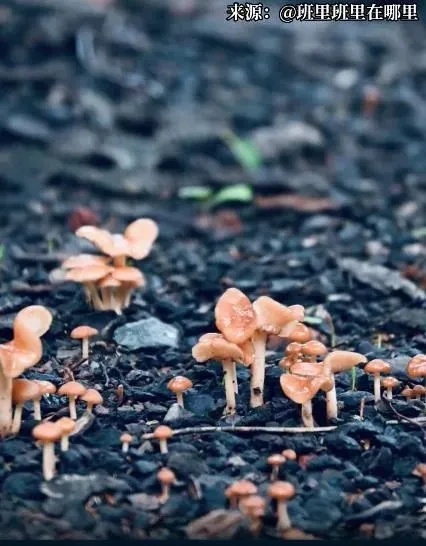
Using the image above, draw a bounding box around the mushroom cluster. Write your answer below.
[62,218,158,313]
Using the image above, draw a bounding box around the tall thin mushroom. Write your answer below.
[364,359,391,404]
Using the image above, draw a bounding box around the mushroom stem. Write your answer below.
[61,435,70,452]
[159,439,168,454]
[176,392,184,408]
[301,400,314,428]
[0,367,12,437]
[385,387,393,400]
[114,255,126,268]
[122,442,129,454]
[325,375,338,421]
[42,442,56,481]
[81,338,89,360]
[373,373,381,403]
[276,500,291,531]
[33,399,42,421]
[231,361,238,394]
[222,359,237,415]
[159,484,170,504]
[250,331,267,408]
[11,404,23,435]
[69,396,77,420]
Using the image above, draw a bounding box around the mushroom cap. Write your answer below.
[32,421,62,443]
[280,322,312,343]
[406,355,426,379]
[120,432,133,444]
[381,377,399,389]
[12,379,42,404]
[324,350,368,374]
[231,480,257,497]
[57,417,76,434]
[285,342,303,356]
[400,387,413,399]
[62,254,109,269]
[153,425,173,440]
[288,305,305,322]
[413,463,426,478]
[81,388,103,406]
[214,288,257,345]
[290,361,324,378]
[157,467,176,485]
[110,266,144,283]
[239,339,255,366]
[0,342,43,378]
[240,495,266,516]
[65,264,112,283]
[14,305,53,340]
[192,336,244,364]
[98,276,122,288]
[70,325,98,340]
[412,385,426,396]
[167,376,193,394]
[301,340,328,358]
[268,481,296,501]
[58,381,87,398]
[252,296,300,335]
[267,454,286,466]
[280,374,324,404]
[282,449,297,461]
[279,357,295,370]
[364,358,391,376]
[34,380,56,395]
[76,226,116,254]
[124,218,159,260]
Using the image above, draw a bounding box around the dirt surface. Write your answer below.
[0,0,426,540]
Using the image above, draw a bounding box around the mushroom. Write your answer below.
[364,359,392,403]
[268,454,286,481]
[300,340,328,362]
[282,448,297,462]
[412,384,426,400]
[65,264,113,309]
[0,305,52,437]
[167,376,193,408]
[57,417,76,452]
[62,254,109,269]
[33,380,56,421]
[58,381,87,420]
[280,342,303,370]
[268,481,295,531]
[11,379,42,434]
[283,322,312,344]
[401,386,413,403]
[120,432,133,454]
[381,377,399,400]
[97,276,122,312]
[80,388,103,413]
[280,373,325,428]
[322,351,368,419]
[239,495,266,536]
[192,334,246,415]
[229,480,257,509]
[157,467,176,503]
[215,288,257,396]
[70,325,98,360]
[412,463,426,484]
[32,421,62,481]
[406,355,426,387]
[110,266,145,311]
[153,425,173,454]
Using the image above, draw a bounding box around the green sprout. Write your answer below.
[222,130,262,172]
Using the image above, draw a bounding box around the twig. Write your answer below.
[382,397,426,438]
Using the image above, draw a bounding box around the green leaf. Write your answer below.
[223,131,262,171]
[303,315,323,325]
[0,245,4,262]
[210,184,253,206]
[178,186,213,200]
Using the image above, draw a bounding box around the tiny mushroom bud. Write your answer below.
[282,342,303,369]
[412,463,426,484]
[268,481,296,531]
[70,325,98,360]
[381,377,399,400]
[11,379,42,435]
[406,355,426,387]
[412,384,426,400]
[230,480,258,509]
[167,376,193,408]
[157,467,176,503]
[268,454,286,481]
[364,359,392,403]
[80,388,103,413]
[300,340,328,362]
[32,421,62,481]
[282,448,297,462]
[57,417,76,452]
[33,380,56,421]
[120,432,133,454]
[153,425,173,454]
[58,381,87,420]
[239,495,266,536]
[401,386,413,403]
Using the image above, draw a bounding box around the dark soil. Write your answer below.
[0,0,426,540]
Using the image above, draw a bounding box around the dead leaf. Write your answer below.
[255,194,339,212]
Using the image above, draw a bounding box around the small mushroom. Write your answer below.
[167,376,193,408]
[11,379,42,435]
[300,340,328,362]
[110,267,145,311]
[282,448,297,462]
[65,264,113,309]
[400,386,413,403]
[157,467,176,503]
[58,381,87,420]
[239,495,266,536]
[381,377,399,400]
[57,417,76,452]
[412,384,426,400]
[229,480,257,509]
[280,374,325,428]
[33,380,56,420]
[412,463,426,484]
[267,454,286,481]
[32,421,62,481]
[364,359,392,403]
[80,388,103,413]
[407,355,426,387]
[70,325,98,360]
[120,432,133,454]
[153,425,173,454]
[268,481,295,531]
[283,322,312,344]
[280,342,303,370]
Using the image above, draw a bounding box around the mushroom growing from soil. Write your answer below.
[229,480,258,509]
[381,377,399,400]
[157,467,176,503]
[192,334,247,415]
[412,463,426,484]
[239,495,266,536]
[58,381,87,420]
[32,421,62,481]
[364,359,392,403]
[33,380,56,420]
[81,388,103,413]
[167,376,193,408]
[280,342,303,370]
[268,481,296,531]
[70,325,98,360]
[401,386,413,402]
[120,432,133,454]
[11,379,42,435]
[268,454,286,481]
[322,350,367,419]
[57,417,76,452]
[406,355,426,387]
[153,425,173,454]
[282,448,297,462]
[300,340,328,362]
[412,385,426,400]
[65,264,113,309]
[0,305,52,437]
[280,373,325,428]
